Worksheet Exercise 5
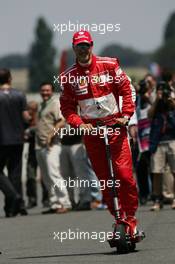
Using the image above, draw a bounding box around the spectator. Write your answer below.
[0,173,20,217]
[145,72,174,202]
[148,81,175,211]
[162,71,175,98]
[60,125,103,210]
[35,82,71,214]
[161,71,175,202]
[136,80,152,204]
[144,73,157,103]
[0,68,30,216]
[24,101,49,208]
[24,101,38,208]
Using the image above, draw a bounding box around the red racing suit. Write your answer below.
[60,55,138,217]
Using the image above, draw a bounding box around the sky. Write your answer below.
[0,0,175,58]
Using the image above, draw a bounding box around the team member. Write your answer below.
[60,31,139,237]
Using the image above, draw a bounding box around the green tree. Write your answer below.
[0,54,28,69]
[154,12,175,70]
[29,17,56,92]
[100,44,151,67]
[154,37,175,69]
[164,12,175,42]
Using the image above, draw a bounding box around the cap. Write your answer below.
[72,31,93,46]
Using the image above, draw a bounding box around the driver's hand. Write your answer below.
[115,117,129,126]
[79,123,94,132]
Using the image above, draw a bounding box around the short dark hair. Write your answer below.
[144,73,156,81]
[161,71,172,83]
[39,82,55,91]
[0,68,12,85]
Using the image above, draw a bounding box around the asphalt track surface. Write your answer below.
[0,199,175,264]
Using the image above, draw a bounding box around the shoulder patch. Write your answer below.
[96,56,118,63]
[96,56,120,67]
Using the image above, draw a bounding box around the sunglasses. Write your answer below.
[75,43,91,48]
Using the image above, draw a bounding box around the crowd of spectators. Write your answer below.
[0,68,175,217]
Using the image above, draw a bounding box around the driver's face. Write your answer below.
[73,42,92,63]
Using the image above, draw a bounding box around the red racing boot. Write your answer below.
[125,216,145,243]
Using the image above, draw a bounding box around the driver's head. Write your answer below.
[72,31,93,64]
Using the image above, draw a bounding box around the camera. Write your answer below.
[139,80,150,96]
[156,81,171,99]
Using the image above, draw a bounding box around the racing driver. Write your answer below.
[60,30,141,239]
